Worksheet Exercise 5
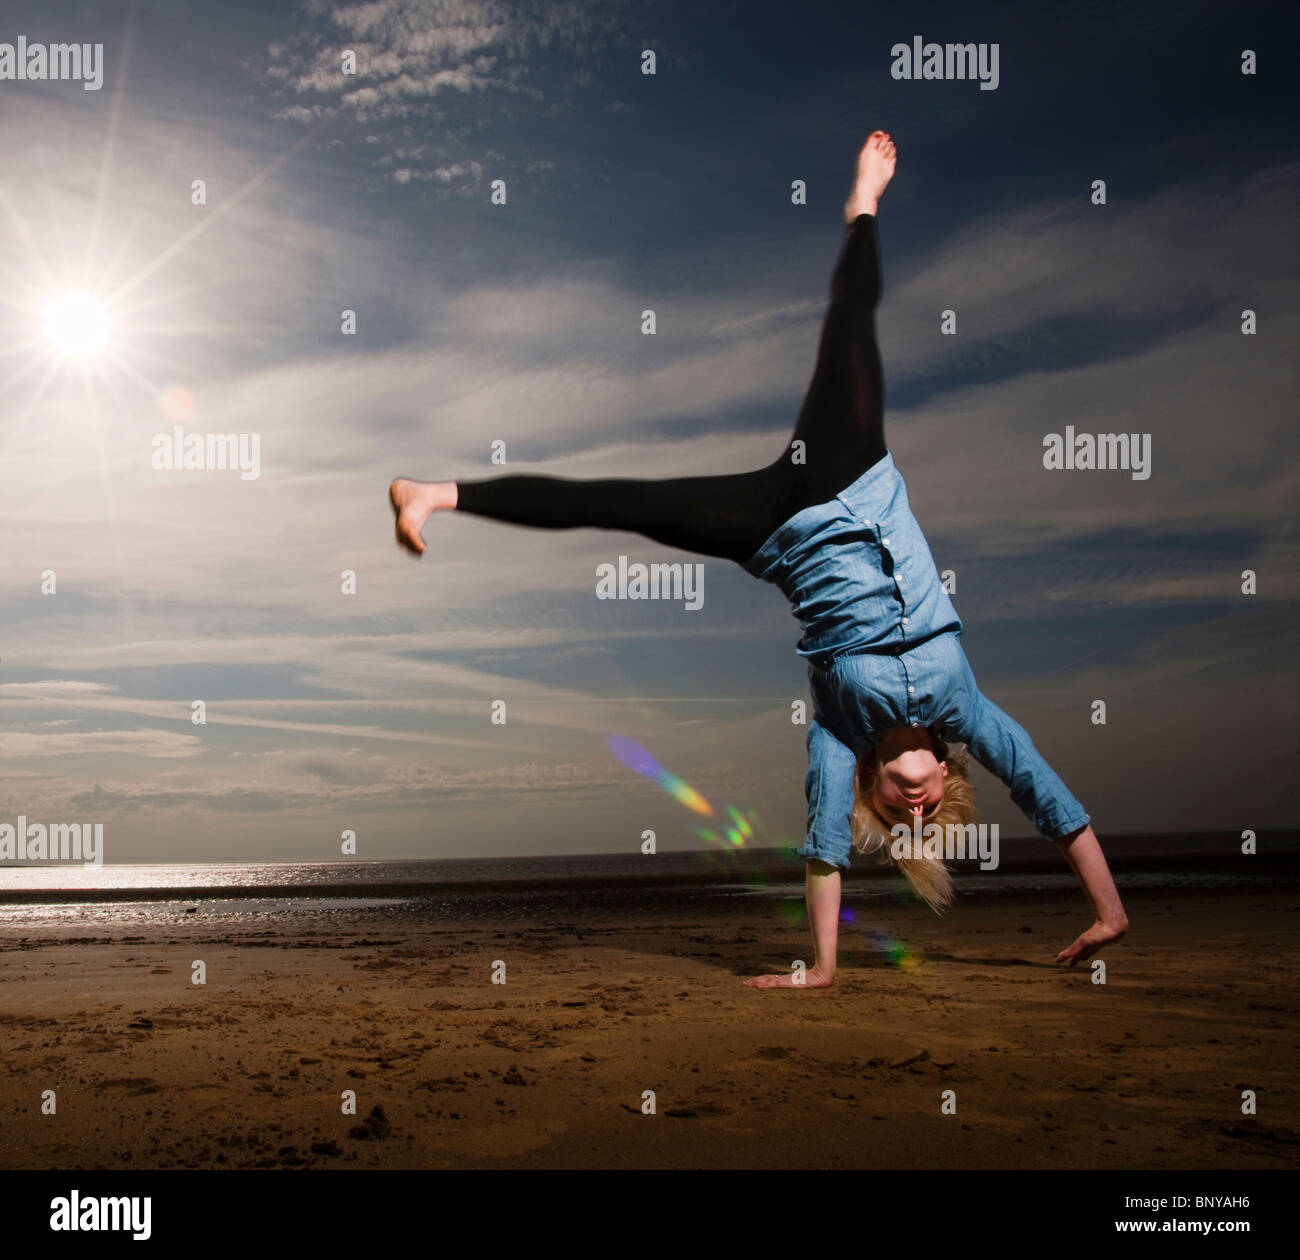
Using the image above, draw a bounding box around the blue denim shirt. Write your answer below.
[743,452,1090,853]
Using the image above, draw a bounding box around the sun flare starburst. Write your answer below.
[41,292,112,359]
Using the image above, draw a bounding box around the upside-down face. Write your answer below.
[868,725,949,827]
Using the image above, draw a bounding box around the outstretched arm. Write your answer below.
[960,688,1092,840]
[953,686,1129,963]
[745,717,857,989]
[1053,824,1129,965]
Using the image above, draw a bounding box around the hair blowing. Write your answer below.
[850,736,979,915]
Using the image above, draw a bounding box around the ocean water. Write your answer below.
[0,836,1295,933]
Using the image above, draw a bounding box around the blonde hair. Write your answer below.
[851,734,978,915]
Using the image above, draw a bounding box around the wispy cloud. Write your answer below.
[0,729,202,759]
[250,0,631,186]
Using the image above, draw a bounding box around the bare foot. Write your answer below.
[389,478,456,556]
[844,130,897,223]
[743,968,834,990]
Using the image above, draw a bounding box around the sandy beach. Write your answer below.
[2,880,1297,1171]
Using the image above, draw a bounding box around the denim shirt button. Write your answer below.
[907,685,915,694]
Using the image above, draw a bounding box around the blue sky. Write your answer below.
[0,0,1296,862]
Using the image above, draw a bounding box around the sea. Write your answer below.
[0,833,1295,934]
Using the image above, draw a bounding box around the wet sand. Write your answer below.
[1,885,1296,1170]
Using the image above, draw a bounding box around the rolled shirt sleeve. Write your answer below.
[962,689,1090,839]
[934,646,1091,840]
[798,718,860,871]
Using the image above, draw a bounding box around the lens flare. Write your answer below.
[607,735,714,817]
[607,736,792,885]
[729,806,753,839]
[157,383,196,422]
[862,927,918,971]
[42,293,110,358]
[777,898,807,927]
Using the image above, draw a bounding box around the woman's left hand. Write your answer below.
[1055,918,1127,966]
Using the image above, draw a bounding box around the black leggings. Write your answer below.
[455,213,886,565]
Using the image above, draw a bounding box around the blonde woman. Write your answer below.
[390,131,1128,989]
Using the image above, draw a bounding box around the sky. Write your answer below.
[0,0,1296,864]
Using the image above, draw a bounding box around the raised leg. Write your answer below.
[451,465,790,564]
[785,132,897,504]
[390,131,900,565]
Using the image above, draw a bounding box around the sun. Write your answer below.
[0,44,329,424]
[41,292,113,359]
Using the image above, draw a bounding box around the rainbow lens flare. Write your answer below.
[842,908,918,969]
[777,897,807,927]
[606,735,792,872]
[607,735,714,817]
[862,927,918,971]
